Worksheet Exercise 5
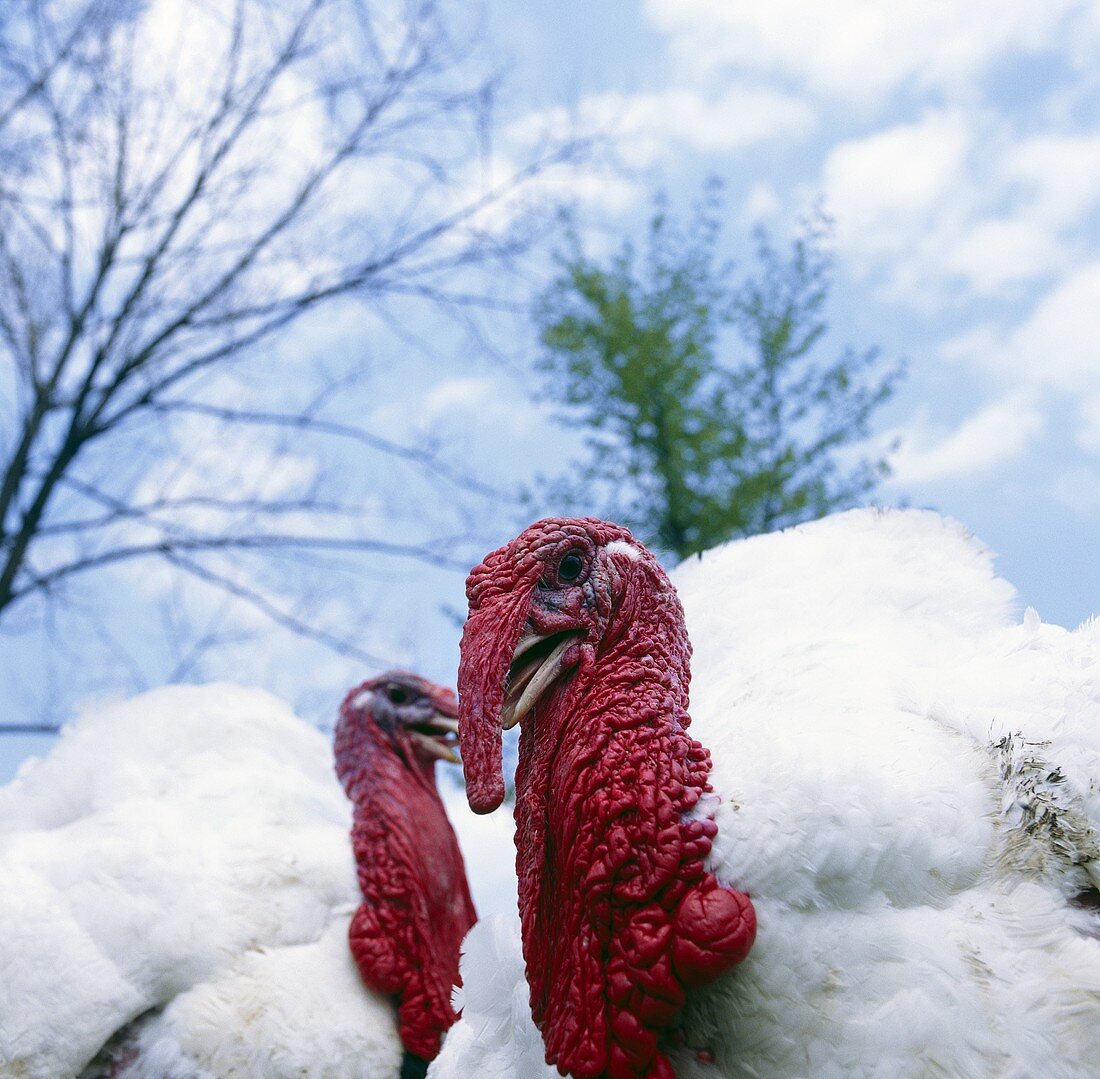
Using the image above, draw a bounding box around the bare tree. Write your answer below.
[0,0,581,723]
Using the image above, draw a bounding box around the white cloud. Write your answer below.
[824,111,970,251]
[508,85,815,174]
[953,262,1100,390]
[888,392,1044,485]
[643,0,1094,103]
[941,217,1068,295]
[491,155,641,219]
[1000,132,1100,229]
[421,376,541,438]
[822,110,994,300]
[935,132,1100,295]
[821,109,1100,303]
[513,3,1100,318]
[135,415,320,510]
[1051,466,1100,513]
[591,87,817,160]
[1075,395,1100,454]
[632,0,1099,314]
[368,374,553,466]
[740,182,783,224]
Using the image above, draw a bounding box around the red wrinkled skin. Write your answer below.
[460,520,756,1079]
[334,677,476,1061]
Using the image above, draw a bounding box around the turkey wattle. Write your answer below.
[447,508,1100,1079]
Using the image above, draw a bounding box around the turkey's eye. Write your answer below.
[558,552,584,582]
[386,684,409,705]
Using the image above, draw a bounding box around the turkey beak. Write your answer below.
[408,687,460,763]
[500,629,582,731]
[410,727,460,763]
[458,588,532,814]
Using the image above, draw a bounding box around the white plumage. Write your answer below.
[0,684,402,1079]
[432,508,1100,1078]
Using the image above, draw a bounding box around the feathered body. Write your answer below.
[435,508,1100,1079]
[0,678,475,1079]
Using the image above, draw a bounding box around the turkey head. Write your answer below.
[458,519,755,1079]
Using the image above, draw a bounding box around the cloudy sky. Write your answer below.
[3,0,1099,781]
[479,0,1100,614]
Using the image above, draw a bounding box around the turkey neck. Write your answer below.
[513,567,696,921]
[335,717,441,810]
[334,719,471,944]
[334,718,475,1062]
[513,568,752,1079]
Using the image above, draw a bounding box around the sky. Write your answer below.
[479,0,1100,624]
[3,0,1100,783]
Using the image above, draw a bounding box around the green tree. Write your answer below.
[533,187,902,560]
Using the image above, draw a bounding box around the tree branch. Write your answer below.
[164,550,396,668]
[0,0,586,693]
[9,531,467,609]
[149,400,506,499]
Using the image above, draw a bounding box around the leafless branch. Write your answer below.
[150,400,506,499]
[165,550,396,668]
[0,0,585,687]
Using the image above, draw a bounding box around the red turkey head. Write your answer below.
[334,671,475,1065]
[336,671,459,774]
[458,519,755,1079]
[458,517,640,814]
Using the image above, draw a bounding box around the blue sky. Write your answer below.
[3,0,1099,782]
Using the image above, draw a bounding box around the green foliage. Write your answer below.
[533,185,902,561]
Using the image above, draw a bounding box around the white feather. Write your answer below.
[430,915,556,1079]
[0,684,399,1079]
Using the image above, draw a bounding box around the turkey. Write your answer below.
[435,508,1100,1079]
[0,672,475,1079]
[334,672,476,1072]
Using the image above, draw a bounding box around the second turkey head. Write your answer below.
[334,671,476,1065]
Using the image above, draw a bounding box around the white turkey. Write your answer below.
[0,672,476,1079]
[435,508,1100,1079]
